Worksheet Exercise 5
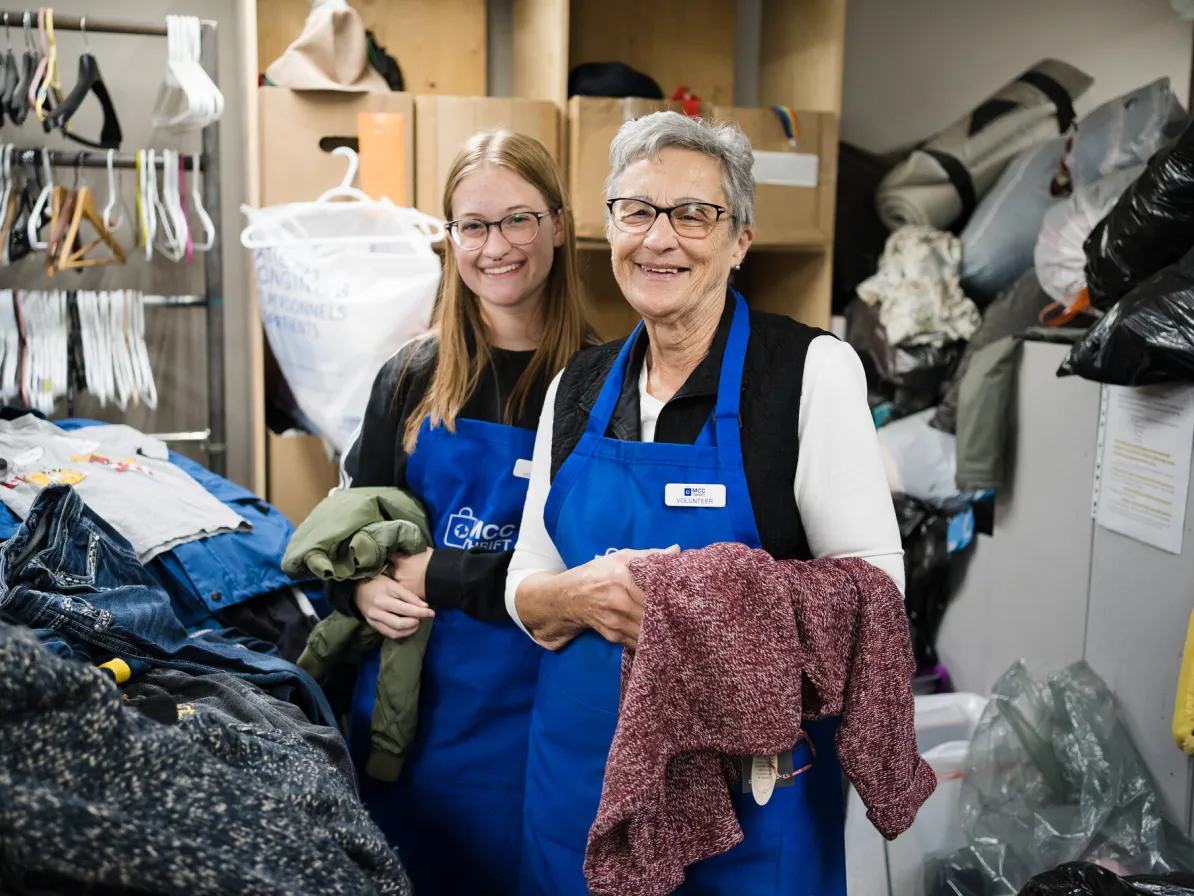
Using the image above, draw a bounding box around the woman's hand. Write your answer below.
[354,573,436,640]
[516,546,679,651]
[388,548,434,600]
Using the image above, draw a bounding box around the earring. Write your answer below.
[733,264,741,271]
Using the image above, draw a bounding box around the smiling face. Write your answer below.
[449,163,564,315]
[606,147,752,324]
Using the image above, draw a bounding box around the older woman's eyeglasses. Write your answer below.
[606,198,729,239]
[446,210,555,250]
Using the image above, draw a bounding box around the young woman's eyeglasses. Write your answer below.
[605,198,730,239]
[445,210,556,250]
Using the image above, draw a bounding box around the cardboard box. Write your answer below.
[567,96,686,240]
[258,87,415,206]
[415,96,561,218]
[266,429,341,526]
[709,106,838,248]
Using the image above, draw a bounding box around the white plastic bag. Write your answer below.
[241,194,444,455]
[877,408,961,506]
[1033,164,1144,305]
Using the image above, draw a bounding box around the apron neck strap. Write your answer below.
[584,319,644,437]
[584,289,750,438]
[714,290,750,422]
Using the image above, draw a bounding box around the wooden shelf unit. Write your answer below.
[249,0,846,498]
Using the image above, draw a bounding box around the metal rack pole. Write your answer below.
[14,149,202,171]
[199,21,226,477]
[0,14,215,37]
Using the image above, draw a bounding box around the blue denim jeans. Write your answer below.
[0,484,334,727]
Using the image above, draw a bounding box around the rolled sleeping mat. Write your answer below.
[876,59,1093,232]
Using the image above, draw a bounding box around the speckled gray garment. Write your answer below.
[0,622,413,896]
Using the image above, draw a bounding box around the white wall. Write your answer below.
[841,0,1193,152]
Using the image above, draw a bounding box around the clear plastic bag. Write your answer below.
[925,662,1194,895]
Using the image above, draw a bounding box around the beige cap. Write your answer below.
[265,5,390,93]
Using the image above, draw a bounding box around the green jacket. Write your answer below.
[282,487,430,581]
[286,487,433,782]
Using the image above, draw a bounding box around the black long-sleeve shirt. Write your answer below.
[330,336,549,622]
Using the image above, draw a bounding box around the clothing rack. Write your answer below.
[2,12,226,476]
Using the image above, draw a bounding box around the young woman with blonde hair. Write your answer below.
[332,127,591,896]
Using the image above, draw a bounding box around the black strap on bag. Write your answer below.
[923,149,978,226]
[1018,70,1077,132]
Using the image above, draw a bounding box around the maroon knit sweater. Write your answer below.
[582,541,936,896]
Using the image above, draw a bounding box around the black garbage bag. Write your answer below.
[1058,244,1194,386]
[845,298,965,418]
[1084,120,1194,310]
[1020,862,1194,895]
[894,496,976,667]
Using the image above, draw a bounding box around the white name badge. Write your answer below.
[513,458,533,479]
[665,483,727,508]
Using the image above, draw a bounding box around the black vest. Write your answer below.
[549,298,825,562]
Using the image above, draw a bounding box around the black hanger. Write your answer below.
[0,14,14,126]
[44,20,122,149]
[8,14,36,126]
[7,157,44,264]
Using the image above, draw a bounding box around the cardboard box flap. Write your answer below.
[258,87,416,207]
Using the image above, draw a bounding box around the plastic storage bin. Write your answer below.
[844,692,989,896]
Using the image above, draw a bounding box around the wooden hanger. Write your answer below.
[57,185,125,271]
[44,184,74,277]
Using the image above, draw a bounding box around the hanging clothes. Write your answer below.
[521,292,851,896]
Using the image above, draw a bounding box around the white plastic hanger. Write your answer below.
[151,15,223,131]
[109,291,135,410]
[189,154,215,251]
[94,291,115,407]
[0,289,17,402]
[151,150,183,262]
[27,150,53,251]
[166,151,191,262]
[128,292,157,409]
[76,291,97,405]
[316,147,370,203]
[137,151,155,260]
[103,149,125,234]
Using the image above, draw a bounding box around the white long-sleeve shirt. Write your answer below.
[504,335,905,633]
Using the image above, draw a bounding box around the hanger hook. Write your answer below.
[74,152,84,188]
[330,146,359,191]
[22,10,31,49]
[79,14,88,51]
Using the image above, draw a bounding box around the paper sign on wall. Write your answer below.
[751,151,819,188]
[1092,384,1194,554]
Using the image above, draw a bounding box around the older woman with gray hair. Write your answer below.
[504,111,903,894]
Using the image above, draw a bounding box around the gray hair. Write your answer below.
[604,111,756,234]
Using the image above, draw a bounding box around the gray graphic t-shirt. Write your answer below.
[0,417,249,561]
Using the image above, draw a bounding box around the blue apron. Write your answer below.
[350,414,542,896]
[519,291,847,896]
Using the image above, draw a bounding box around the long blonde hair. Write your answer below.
[401,128,591,453]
